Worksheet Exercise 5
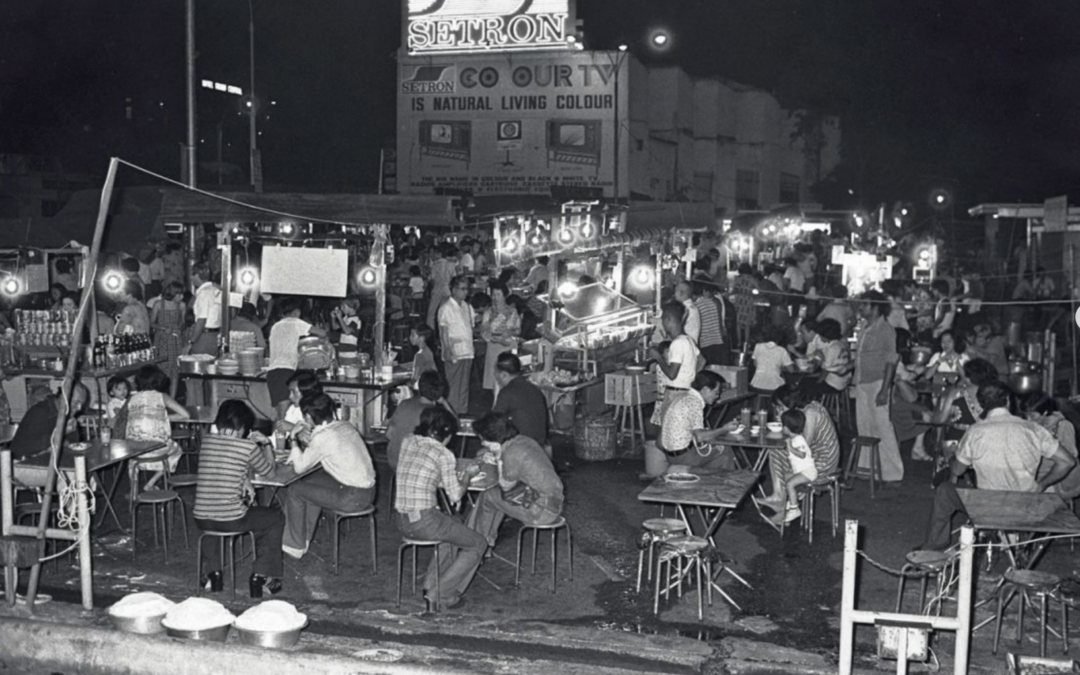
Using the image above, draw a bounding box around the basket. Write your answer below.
[573,414,617,461]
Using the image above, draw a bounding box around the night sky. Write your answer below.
[3,0,1079,210]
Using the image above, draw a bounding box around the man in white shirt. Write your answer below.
[524,256,550,291]
[648,302,703,428]
[267,297,326,409]
[660,371,732,469]
[458,238,475,273]
[438,275,475,414]
[674,280,700,345]
[187,263,222,356]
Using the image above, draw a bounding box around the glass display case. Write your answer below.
[541,283,651,378]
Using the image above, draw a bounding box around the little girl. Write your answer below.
[105,375,130,428]
[125,365,190,490]
[410,323,442,381]
[773,409,818,525]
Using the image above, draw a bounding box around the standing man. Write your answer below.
[674,280,701,345]
[853,291,903,482]
[693,282,727,365]
[439,275,475,414]
[492,352,548,447]
[186,263,221,356]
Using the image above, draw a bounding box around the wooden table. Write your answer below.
[709,429,786,473]
[638,469,760,544]
[182,405,217,425]
[958,488,1080,567]
[250,462,321,505]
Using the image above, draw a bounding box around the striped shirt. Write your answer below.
[804,401,840,475]
[394,435,463,513]
[194,434,273,521]
[694,295,724,348]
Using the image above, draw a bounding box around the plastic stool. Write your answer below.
[515,517,573,593]
[994,569,1067,657]
[331,506,377,575]
[196,530,255,599]
[636,517,688,592]
[896,549,957,615]
[843,436,882,498]
[397,539,441,610]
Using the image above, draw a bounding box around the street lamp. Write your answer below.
[247,0,261,192]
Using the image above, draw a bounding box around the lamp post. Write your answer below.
[185,0,197,188]
[247,0,261,192]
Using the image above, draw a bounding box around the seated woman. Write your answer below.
[468,411,564,547]
[273,370,322,439]
[799,318,852,398]
[1021,392,1080,500]
[394,407,486,611]
[193,400,285,598]
[934,358,1000,448]
[750,324,794,394]
[281,393,376,559]
[891,363,934,461]
[760,385,840,513]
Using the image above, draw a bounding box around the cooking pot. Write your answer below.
[1009,371,1043,395]
[909,347,933,367]
[297,336,334,371]
[1008,359,1037,375]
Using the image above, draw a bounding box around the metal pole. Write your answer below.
[838,519,858,675]
[220,232,232,353]
[954,526,974,675]
[1071,246,1078,398]
[185,0,197,188]
[74,453,92,609]
[248,0,260,192]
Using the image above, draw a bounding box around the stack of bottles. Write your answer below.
[92,333,157,370]
[14,309,77,348]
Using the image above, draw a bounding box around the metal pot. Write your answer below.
[909,347,933,367]
[1008,359,1036,375]
[1009,371,1043,395]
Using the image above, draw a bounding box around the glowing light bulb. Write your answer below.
[103,271,124,292]
[238,267,258,288]
[1,277,19,296]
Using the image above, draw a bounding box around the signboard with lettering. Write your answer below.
[397,51,629,197]
[405,0,575,55]
[1044,194,1067,233]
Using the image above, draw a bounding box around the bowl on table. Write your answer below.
[766,422,783,434]
[749,426,761,436]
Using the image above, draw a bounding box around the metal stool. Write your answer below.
[515,517,573,593]
[994,569,1067,657]
[781,473,841,543]
[396,539,441,610]
[843,436,882,498]
[636,517,688,592]
[196,530,255,599]
[331,506,377,575]
[172,426,200,474]
[130,456,188,561]
[896,549,957,615]
[653,535,718,619]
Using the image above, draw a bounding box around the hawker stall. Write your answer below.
[540,282,651,378]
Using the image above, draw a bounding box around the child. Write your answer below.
[105,375,130,427]
[771,409,818,524]
[408,266,425,297]
[410,322,442,381]
[750,324,794,392]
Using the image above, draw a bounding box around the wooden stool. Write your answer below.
[605,372,655,455]
[196,530,255,599]
[896,549,957,615]
[994,569,1067,657]
[636,517,687,592]
[330,506,377,575]
[843,436,882,498]
[515,517,573,594]
[396,539,441,610]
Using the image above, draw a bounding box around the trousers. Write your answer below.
[444,359,472,414]
[196,506,286,577]
[854,381,904,482]
[397,509,487,603]
[920,481,968,551]
[282,471,374,552]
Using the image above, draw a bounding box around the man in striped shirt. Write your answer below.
[693,281,728,365]
[194,400,285,597]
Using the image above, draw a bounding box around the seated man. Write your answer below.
[282,392,376,559]
[385,371,452,471]
[658,371,734,471]
[492,353,548,447]
[11,384,89,460]
[468,411,564,549]
[917,381,1076,551]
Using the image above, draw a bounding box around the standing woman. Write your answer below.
[853,291,903,483]
[114,280,150,335]
[151,281,187,397]
[481,281,521,394]
[427,243,457,329]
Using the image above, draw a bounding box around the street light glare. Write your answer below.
[652,32,669,46]
[618,44,628,52]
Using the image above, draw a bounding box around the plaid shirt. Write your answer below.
[394,434,463,513]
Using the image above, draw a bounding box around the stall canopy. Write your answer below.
[156,189,460,227]
[623,201,716,233]
[0,187,165,253]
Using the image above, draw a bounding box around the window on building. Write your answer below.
[780,172,801,204]
[735,169,760,210]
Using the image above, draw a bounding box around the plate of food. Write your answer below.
[728,424,746,436]
[663,472,700,485]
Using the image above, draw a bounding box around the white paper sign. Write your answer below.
[261,247,348,298]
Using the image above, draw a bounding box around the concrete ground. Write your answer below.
[5,418,1080,674]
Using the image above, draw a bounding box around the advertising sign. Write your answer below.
[397,51,628,197]
[1044,194,1067,233]
[405,0,575,55]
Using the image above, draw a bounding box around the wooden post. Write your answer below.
[24,157,118,610]
[73,452,92,609]
[954,526,974,675]
[838,519,858,675]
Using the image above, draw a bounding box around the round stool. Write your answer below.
[653,535,717,619]
[896,549,956,615]
[994,569,1066,657]
[131,489,188,562]
[330,506,377,575]
[397,539,441,610]
[196,530,255,599]
[636,518,687,592]
[515,517,573,593]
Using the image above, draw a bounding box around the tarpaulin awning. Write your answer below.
[157,189,460,228]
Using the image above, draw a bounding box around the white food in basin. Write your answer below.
[109,592,175,618]
[235,600,307,632]
[163,597,235,630]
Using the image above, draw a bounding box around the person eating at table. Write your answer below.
[395,407,486,611]
[281,392,376,560]
[273,370,322,440]
[915,381,1076,552]
[760,385,840,512]
[385,371,453,471]
[492,353,548,448]
[193,399,286,598]
[467,411,563,549]
[659,371,734,471]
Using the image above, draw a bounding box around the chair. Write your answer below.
[515,517,573,593]
[781,473,841,543]
[842,436,882,498]
[895,549,957,615]
[636,517,687,592]
[129,455,189,561]
[330,506,377,575]
[993,569,1068,657]
[195,530,255,599]
[396,539,441,610]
